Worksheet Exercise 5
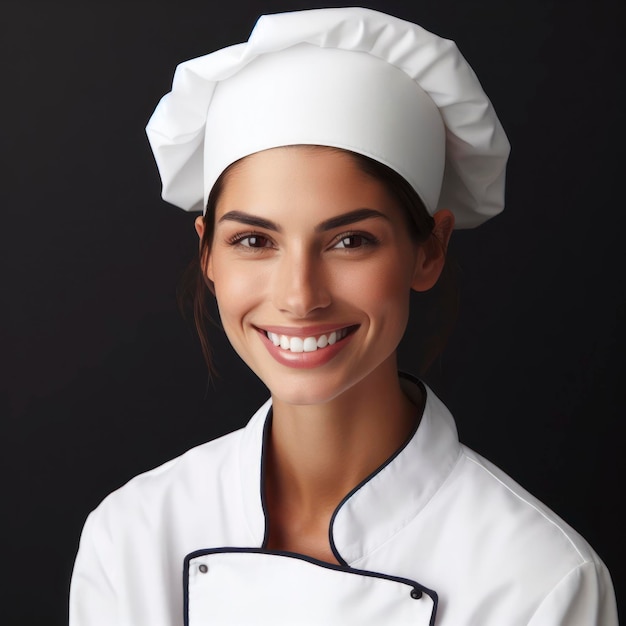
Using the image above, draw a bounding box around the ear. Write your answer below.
[194,215,205,240]
[194,215,215,283]
[411,209,455,292]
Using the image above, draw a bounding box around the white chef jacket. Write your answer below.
[69,376,618,625]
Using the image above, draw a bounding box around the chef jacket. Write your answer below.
[69,376,618,625]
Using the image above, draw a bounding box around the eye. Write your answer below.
[231,233,273,249]
[332,233,377,249]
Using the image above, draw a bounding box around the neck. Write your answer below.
[265,361,422,519]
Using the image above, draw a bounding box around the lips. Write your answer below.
[265,328,350,353]
[255,324,358,368]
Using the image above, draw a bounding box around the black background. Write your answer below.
[2,1,624,623]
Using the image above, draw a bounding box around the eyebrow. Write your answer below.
[218,211,280,231]
[218,208,389,232]
[315,208,389,232]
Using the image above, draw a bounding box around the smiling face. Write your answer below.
[196,146,448,406]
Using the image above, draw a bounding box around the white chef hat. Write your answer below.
[146,7,510,228]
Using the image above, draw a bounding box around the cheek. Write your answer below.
[211,275,255,363]
[369,262,411,299]
[376,283,412,339]
[210,259,259,325]
[338,256,413,326]
[375,256,415,332]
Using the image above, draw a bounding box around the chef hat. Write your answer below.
[146,7,510,228]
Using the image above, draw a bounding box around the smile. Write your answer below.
[265,328,351,353]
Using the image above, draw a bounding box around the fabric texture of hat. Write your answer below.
[146,7,510,228]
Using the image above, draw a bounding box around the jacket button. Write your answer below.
[199,564,208,574]
[410,589,422,600]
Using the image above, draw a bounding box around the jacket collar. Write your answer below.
[238,374,461,564]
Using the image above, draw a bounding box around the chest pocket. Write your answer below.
[184,548,437,625]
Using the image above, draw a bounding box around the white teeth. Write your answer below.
[303,337,318,352]
[268,332,280,346]
[266,328,350,353]
[289,337,304,353]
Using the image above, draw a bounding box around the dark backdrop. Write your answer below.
[2,1,624,623]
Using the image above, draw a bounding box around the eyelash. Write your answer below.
[226,232,273,250]
[226,230,380,252]
[331,231,380,250]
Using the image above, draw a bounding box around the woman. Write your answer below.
[69,7,618,625]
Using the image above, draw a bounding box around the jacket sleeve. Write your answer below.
[527,560,618,626]
[69,509,119,626]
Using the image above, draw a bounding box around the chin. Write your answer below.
[253,357,387,409]
[262,374,349,407]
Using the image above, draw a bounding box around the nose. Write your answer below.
[272,247,331,318]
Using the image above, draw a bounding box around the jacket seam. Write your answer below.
[464,455,586,564]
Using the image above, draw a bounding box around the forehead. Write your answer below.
[214,146,402,222]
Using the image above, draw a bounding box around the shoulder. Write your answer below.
[455,445,600,566]
[88,427,243,531]
[79,397,271,547]
[413,445,618,623]
[432,443,615,608]
[69,422,262,625]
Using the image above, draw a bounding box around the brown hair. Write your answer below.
[177,146,458,377]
